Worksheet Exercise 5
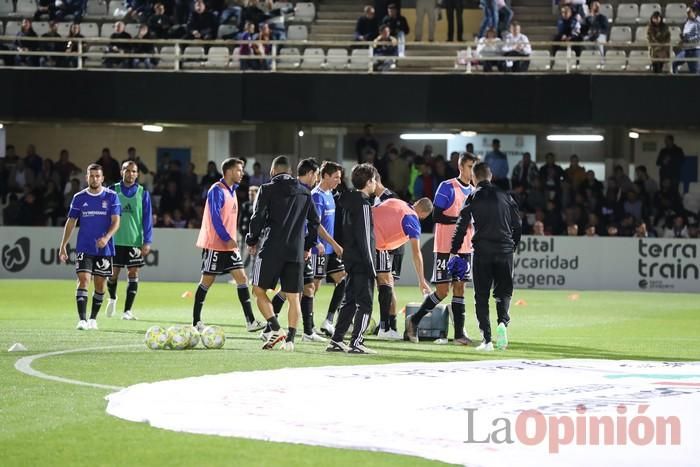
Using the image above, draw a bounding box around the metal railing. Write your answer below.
[0,35,698,74]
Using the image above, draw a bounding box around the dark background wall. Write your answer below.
[0,70,693,126]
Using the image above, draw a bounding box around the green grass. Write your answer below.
[1,279,699,466]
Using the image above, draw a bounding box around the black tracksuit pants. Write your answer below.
[331,269,375,347]
[472,250,513,343]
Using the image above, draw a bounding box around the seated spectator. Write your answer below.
[532,220,545,236]
[526,178,547,212]
[24,144,43,176]
[564,154,586,191]
[251,22,273,70]
[8,159,35,193]
[672,6,700,74]
[219,0,243,27]
[239,0,265,31]
[3,193,22,225]
[96,148,121,186]
[14,19,39,67]
[249,161,269,186]
[39,21,62,67]
[382,3,409,56]
[186,0,217,40]
[484,138,509,190]
[259,0,288,40]
[502,22,530,72]
[607,225,619,237]
[34,0,57,20]
[55,0,88,22]
[581,169,603,198]
[63,23,84,68]
[180,163,200,197]
[172,208,188,228]
[105,22,133,68]
[619,214,636,236]
[511,151,538,189]
[477,27,504,72]
[132,24,158,69]
[36,158,61,190]
[623,189,645,222]
[585,224,597,237]
[355,5,378,41]
[552,5,582,58]
[238,20,258,70]
[560,0,587,20]
[43,179,64,225]
[582,1,608,57]
[496,0,513,37]
[634,165,658,200]
[647,11,671,74]
[664,215,689,238]
[160,180,182,214]
[126,0,154,22]
[148,3,174,39]
[634,220,655,238]
[54,149,79,188]
[566,223,579,236]
[372,24,398,71]
[200,161,222,191]
[612,164,634,193]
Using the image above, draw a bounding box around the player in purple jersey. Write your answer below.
[59,164,121,331]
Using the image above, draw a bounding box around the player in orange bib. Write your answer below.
[373,196,433,340]
[191,157,265,332]
[406,152,477,345]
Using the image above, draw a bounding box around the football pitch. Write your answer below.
[1,279,699,466]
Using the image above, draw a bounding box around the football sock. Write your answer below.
[272,292,286,316]
[107,278,117,300]
[124,277,138,312]
[192,283,209,325]
[388,315,397,331]
[301,295,314,335]
[287,327,297,343]
[267,315,281,332]
[237,285,256,323]
[411,292,442,325]
[378,284,393,331]
[452,296,466,338]
[90,291,104,320]
[76,288,88,321]
[326,278,345,322]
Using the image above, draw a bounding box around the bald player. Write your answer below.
[373,196,433,339]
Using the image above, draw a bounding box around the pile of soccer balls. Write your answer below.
[144,325,225,350]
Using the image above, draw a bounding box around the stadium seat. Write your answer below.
[217,24,238,39]
[349,48,371,70]
[665,3,688,24]
[528,50,551,71]
[300,47,324,69]
[616,3,639,24]
[627,49,651,71]
[635,25,648,43]
[57,22,72,36]
[287,25,307,41]
[277,47,301,69]
[124,22,140,37]
[157,46,176,69]
[683,191,700,213]
[84,45,104,67]
[272,2,292,11]
[33,21,49,35]
[0,23,3,37]
[4,21,20,37]
[230,46,240,69]
[638,3,661,23]
[15,0,36,16]
[610,26,632,43]
[577,50,603,71]
[603,50,627,71]
[669,26,682,43]
[551,50,575,71]
[205,46,229,68]
[294,2,315,23]
[81,22,100,37]
[86,0,108,18]
[325,48,348,70]
[599,3,614,22]
[182,46,205,68]
[0,0,14,16]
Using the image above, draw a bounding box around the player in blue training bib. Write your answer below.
[59,164,121,331]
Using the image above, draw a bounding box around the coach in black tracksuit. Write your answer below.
[247,156,320,349]
[328,164,378,354]
[451,162,521,346]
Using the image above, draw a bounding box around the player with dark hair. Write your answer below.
[59,164,121,330]
[406,152,478,345]
[326,163,378,354]
[105,160,153,321]
[451,162,522,351]
[191,157,265,333]
[247,156,320,351]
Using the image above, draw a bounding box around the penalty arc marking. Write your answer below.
[14,345,141,390]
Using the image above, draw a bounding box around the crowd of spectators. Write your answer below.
[355,127,699,239]
[0,0,291,69]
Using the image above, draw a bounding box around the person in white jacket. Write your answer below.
[502,21,531,72]
[477,27,505,71]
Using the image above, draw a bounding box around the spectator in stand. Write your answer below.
[539,152,564,202]
[432,155,449,184]
[618,214,636,236]
[55,0,87,22]
[484,138,509,190]
[55,149,79,188]
[526,178,547,212]
[600,187,623,227]
[511,152,538,189]
[172,208,187,228]
[561,0,587,20]
[17,191,44,226]
[24,144,43,176]
[412,157,437,200]
[39,21,62,68]
[35,158,61,190]
[496,0,513,37]
[356,125,380,164]
[582,1,608,57]
[14,19,39,67]
[355,6,379,41]
[585,224,597,236]
[623,189,645,222]
[148,3,174,39]
[564,154,586,191]
[200,161,222,192]
[239,0,265,31]
[186,0,217,40]
[612,164,634,194]
[502,22,530,72]
[478,0,497,39]
[252,23,273,70]
[634,165,658,200]
[96,148,121,186]
[672,6,700,74]
[654,178,683,222]
[105,21,132,68]
[372,24,399,71]
[647,11,671,74]
[477,27,504,71]
[544,199,564,234]
[382,3,409,56]
[249,161,270,186]
[126,0,154,21]
[131,24,158,69]
[180,162,200,197]
[634,220,654,238]
[63,23,83,68]
[581,169,603,198]
[552,5,582,59]
[532,220,545,236]
[414,0,436,42]
[8,159,35,193]
[34,0,57,21]
[160,180,182,214]
[656,135,685,188]
[444,0,464,41]
[238,20,258,70]
[566,223,579,236]
[43,179,64,225]
[386,146,409,198]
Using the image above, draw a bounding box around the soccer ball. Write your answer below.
[166,326,189,350]
[185,326,200,349]
[144,326,168,350]
[201,325,226,349]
